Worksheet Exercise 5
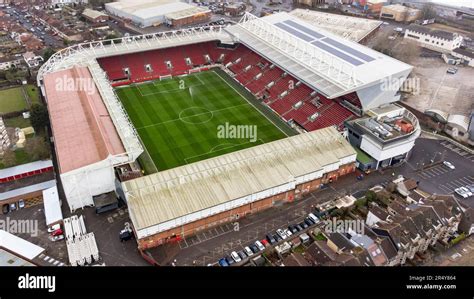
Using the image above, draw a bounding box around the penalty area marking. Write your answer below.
[183,139,265,164]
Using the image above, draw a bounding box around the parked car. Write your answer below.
[237,250,247,260]
[9,202,17,211]
[273,233,282,242]
[288,225,298,234]
[283,228,292,237]
[47,223,61,233]
[51,228,64,237]
[261,239,269,247]
[460,186,473,197]
[249,243,259,253]
[218,258,229,267]
[295,224,303,232]
[308,213,320,224]
[18,200,25,209]
[231,251,241,263]
[244,246,254,257]
[447,67,458,74]
[443,161,455,169]
[49,234,64,242]
[255,240,266,251]
[466,184,474,194]
[276,229,287,240]
[300,221,309,229]
[119,229,133,242]
[2,204,9,215]
[225,256,235,265]
[454,187,469,199]
[304,218,315,226]
[266,234,277,245]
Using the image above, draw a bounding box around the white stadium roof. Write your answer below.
[124,127,356,236]
[225,12,412,99]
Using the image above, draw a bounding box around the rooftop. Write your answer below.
[124,127,356,235]
[453,47,474,59]
[406,24,456,40]
[165,6,210,20]
[0,160,53,180]
[0,230,45,263]
[43,66,126,174]
[82,8,108,19]
[106,0,199,20]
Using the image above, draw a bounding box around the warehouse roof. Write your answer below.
[0,160,52,180]
[165,6,210,20]
[289,9,382,42]
[43,66,125,174]
[406,24,455,40]
[0,230,45,262]
[124,126,356,231]
[82,8,108,20]
[106,0,200,20]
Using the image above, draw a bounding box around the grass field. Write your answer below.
[0,87,28,114]
[116,70,288,173]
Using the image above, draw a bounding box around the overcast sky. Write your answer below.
[430,0,474,8]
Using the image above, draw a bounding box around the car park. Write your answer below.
[255,240,266,251]
[218,258,229,267]
[244,246,254,257]
[443,161,455,169]
[231,251,241,263]
[276,229,287,240]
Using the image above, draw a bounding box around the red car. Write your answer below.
[51,228,63,237]
[261,239,269,247]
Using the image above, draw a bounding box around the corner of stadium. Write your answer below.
[37,10,421,252]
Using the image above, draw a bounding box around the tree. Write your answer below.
[421,3,437,20]
[30,103,49,130]
[365,190,377,203]
[371,31,394,56]
[43,48,56,61]
[2,149,16,167]
[25,137,50,161]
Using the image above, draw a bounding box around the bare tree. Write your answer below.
[25,137,50,161]
[371,31,395,56]
[2,149,16,168]
[421,3,437,20]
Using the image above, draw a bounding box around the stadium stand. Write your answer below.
[97,42,356,132]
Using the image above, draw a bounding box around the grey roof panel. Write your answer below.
[322,37,375,62]
[311,40,364,66]
[283,19,325,39]
[274,22,314,42]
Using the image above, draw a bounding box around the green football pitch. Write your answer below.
[115,70,289,173]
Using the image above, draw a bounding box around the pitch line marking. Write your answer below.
[135,103,250,130]
[179,107,214,125]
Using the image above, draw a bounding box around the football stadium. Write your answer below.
[37,11,420,250]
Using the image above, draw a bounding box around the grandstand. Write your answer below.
[38,11,416,248]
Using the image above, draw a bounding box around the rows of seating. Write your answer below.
[97,41,356,132]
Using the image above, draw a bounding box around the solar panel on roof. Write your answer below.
[311,40,364,66]
[274,23,313,42]
[283,20,325,39]
[322,37,375,62]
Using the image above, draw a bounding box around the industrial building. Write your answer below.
[105,0,210,28]
[380,4,422,22]
[404,24,463,53]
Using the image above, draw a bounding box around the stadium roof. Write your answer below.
[226,12,412,99]
[124,126,356,233]
[0,160,52,180]
[0,230,45,261]
[43,66,126,174]
[289,9,382,42]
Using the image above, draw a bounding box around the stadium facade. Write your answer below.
[38,11,419,248]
